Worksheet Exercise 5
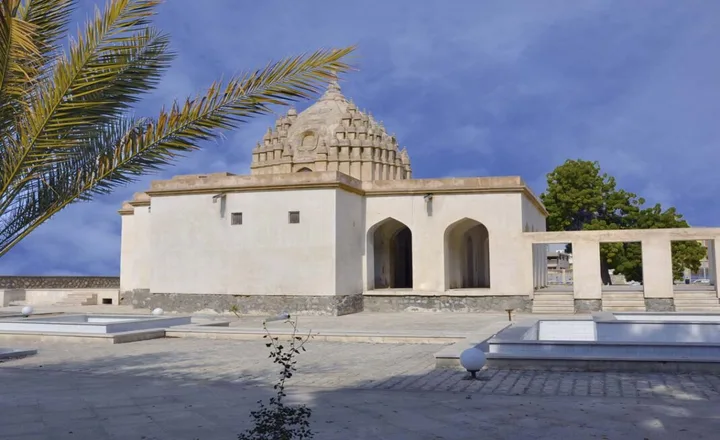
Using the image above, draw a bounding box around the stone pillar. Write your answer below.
[350,147,361,178]
[339,160,350,175]
[572,239,601,299]
[350,161,361,179]
[538,244,547,287]
[361,158,372,181]
[641,237,673,298]
[710,238,720,296]
[533,245,540,289]
[531,245,537,289]
[119,211,135,292]
[519,239,536,296]
[314,157,328,171]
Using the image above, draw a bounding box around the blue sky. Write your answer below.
[3,0,720,275]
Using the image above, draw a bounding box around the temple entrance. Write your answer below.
[370,218,413,289]
[445,218,490,289]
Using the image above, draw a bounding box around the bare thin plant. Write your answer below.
[238,315,315,440]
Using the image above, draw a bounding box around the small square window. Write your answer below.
[231,212,243,225]
[288,211,300,224]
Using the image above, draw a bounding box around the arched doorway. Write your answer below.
[444,218,490,289]
[368,218,413,289]
[297,167,312,172]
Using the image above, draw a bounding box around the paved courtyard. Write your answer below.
[2,338,720,439]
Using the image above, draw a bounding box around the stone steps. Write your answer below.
[602,292,645,312]
[54,293,98,306]
[532,292,574,314]
[674,291,720,312]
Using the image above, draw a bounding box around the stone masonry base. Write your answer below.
[363,295,532,313]
[645,298,675,312]
[120,291,534,315]
[574,299,602,313]
[120,290,364,316]
[119,292,684,315]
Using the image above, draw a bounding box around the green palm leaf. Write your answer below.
[0,0,355,257]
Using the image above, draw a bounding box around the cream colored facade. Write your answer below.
[119,172,547,313]
[118,82,720,315]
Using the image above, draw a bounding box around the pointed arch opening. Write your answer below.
[444,218,490,289]
[367,218,413,289]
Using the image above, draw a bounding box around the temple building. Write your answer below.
[117,80,552,315]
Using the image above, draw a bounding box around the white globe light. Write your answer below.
[151,308,164,316]
[21,306,33,317]
[460,348,486,378]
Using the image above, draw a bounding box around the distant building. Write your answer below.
[683,239,711,282]
[547,251,571,270]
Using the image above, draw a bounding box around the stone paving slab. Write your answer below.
[1,337,720,438]
[0,306,584,334]
[3,338,720,401]
[2,364,720,439]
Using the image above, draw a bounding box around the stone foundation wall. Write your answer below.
[120,290,364,316]
[363,295,532,313]
[645,298,675,312]
[574,299,602,313]
[0,276,119,289]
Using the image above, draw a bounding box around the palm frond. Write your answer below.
[21,0,162,146]
[0,1,41,132]
[1,0,162,198]
[0,45,355,257]
[0,26,172,216]
[17,0,75,65]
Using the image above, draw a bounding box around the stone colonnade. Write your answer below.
[525,229,720,300]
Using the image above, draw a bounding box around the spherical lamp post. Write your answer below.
[460,347,486,380]
[21,306,34,317]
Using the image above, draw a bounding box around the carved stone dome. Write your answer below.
[250,80,411,181]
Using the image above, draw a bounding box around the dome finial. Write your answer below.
[319,70,345,101]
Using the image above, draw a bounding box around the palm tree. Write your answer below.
[0,0,353,258]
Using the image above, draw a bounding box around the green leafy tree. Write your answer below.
[541,159,706,283]
[0,0,353,258]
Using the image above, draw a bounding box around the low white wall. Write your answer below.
[537,320,596,341]
[615,314,720,322]
[0,289,25,307]
[9,289,120,306]
[597,322,720,343]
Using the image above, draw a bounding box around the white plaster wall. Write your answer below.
[132,207,152,291]
[149,189,338,295]
[335,191,364,295]
[521,195,546,233]
[119,215,135,291]
[521,195,547,290]
[364,193,529,295]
